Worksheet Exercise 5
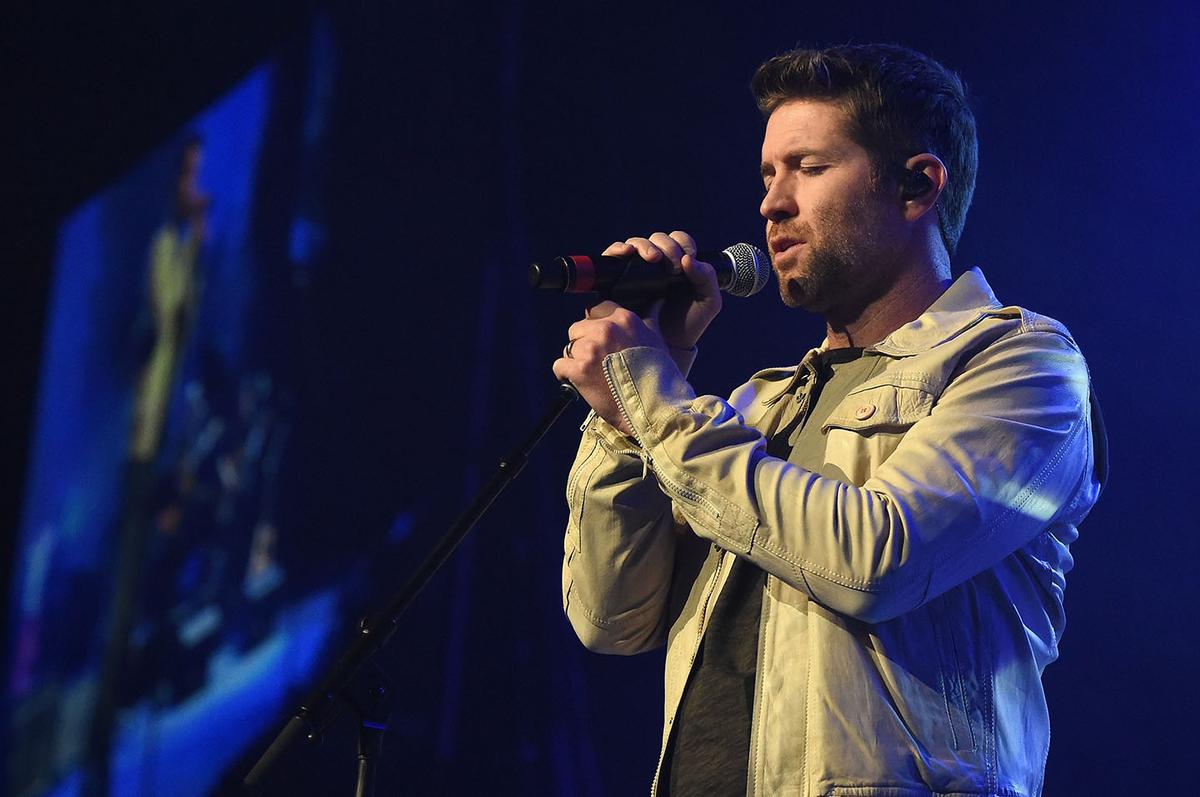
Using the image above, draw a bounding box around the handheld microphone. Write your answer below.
[529,243,771,300]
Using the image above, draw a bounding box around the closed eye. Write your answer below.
[761,164,830,195]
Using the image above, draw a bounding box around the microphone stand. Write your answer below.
[244,382,579,796]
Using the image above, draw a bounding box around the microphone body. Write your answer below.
[529,243,770,301]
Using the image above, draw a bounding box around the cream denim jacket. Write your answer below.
[562,269,1105,797]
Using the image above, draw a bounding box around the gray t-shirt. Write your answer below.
[662,347,885,796]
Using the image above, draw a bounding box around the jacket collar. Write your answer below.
[867,267,1006,357]
[759,268,1006,404]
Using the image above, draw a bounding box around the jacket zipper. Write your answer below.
[651,464,722,523]
[601,355,723,522]
[601,356,638,444]
[694,550,724,647]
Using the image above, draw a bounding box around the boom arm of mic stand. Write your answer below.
[244,381,579,790]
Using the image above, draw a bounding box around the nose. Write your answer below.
[759,178,796,222]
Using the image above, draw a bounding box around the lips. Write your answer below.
[769,237,804,256]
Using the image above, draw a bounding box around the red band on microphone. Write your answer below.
[568,255,595,293]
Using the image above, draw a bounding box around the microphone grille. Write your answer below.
[721,243,771,297]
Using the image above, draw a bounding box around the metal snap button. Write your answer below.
[854,404,876,420]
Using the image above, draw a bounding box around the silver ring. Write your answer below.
[563,339,575,359]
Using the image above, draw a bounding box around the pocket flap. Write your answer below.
[822,381,934,433]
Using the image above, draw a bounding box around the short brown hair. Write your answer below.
[752,44,978,256]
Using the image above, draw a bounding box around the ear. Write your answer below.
[899,153,948,222]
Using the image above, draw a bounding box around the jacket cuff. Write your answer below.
[579,345,694,453]
[603,346,761,552]
[602,346,697,444]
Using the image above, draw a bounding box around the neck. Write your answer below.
[823,254,952,349]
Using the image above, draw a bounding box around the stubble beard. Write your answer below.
[773,192,891,316]
[776,241,855,313]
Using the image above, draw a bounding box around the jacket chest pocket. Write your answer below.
[820,379,936,486]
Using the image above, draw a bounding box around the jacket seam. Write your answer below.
[567,437,604,537]
[930,607,960,751]
[803,595,812,796]
[985,626,997,795]
[573,596,616,630]
[749,583,770,795]
[572,589,667,634]
[929,396,1087,579]
[567,435,601,498]
[633,407,761,549]
[771,337,1089,594]
[755,522,903,592]
[844,370,939,395]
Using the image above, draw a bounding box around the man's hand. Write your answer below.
[552,300,667,437]
[603,231,722,351]
[553,230,719,437]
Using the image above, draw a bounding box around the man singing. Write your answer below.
[553,44,1106,796]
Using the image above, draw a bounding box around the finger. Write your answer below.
[567,317,606,341]
[585,299,621,320]
[649,232,685,274]
[563,335,597,362]
[669,230,699,257]
[601,240,635,257]
[552,357,583,384]
[681,254,721,300]
[624,236,665,263]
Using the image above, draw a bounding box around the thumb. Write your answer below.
[586,299,621,320]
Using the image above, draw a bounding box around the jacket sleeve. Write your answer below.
[561,414,680,654]
[600,328,1101,624]
[560,346,701,655]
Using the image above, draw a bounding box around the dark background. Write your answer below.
[6,1,1198,794]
